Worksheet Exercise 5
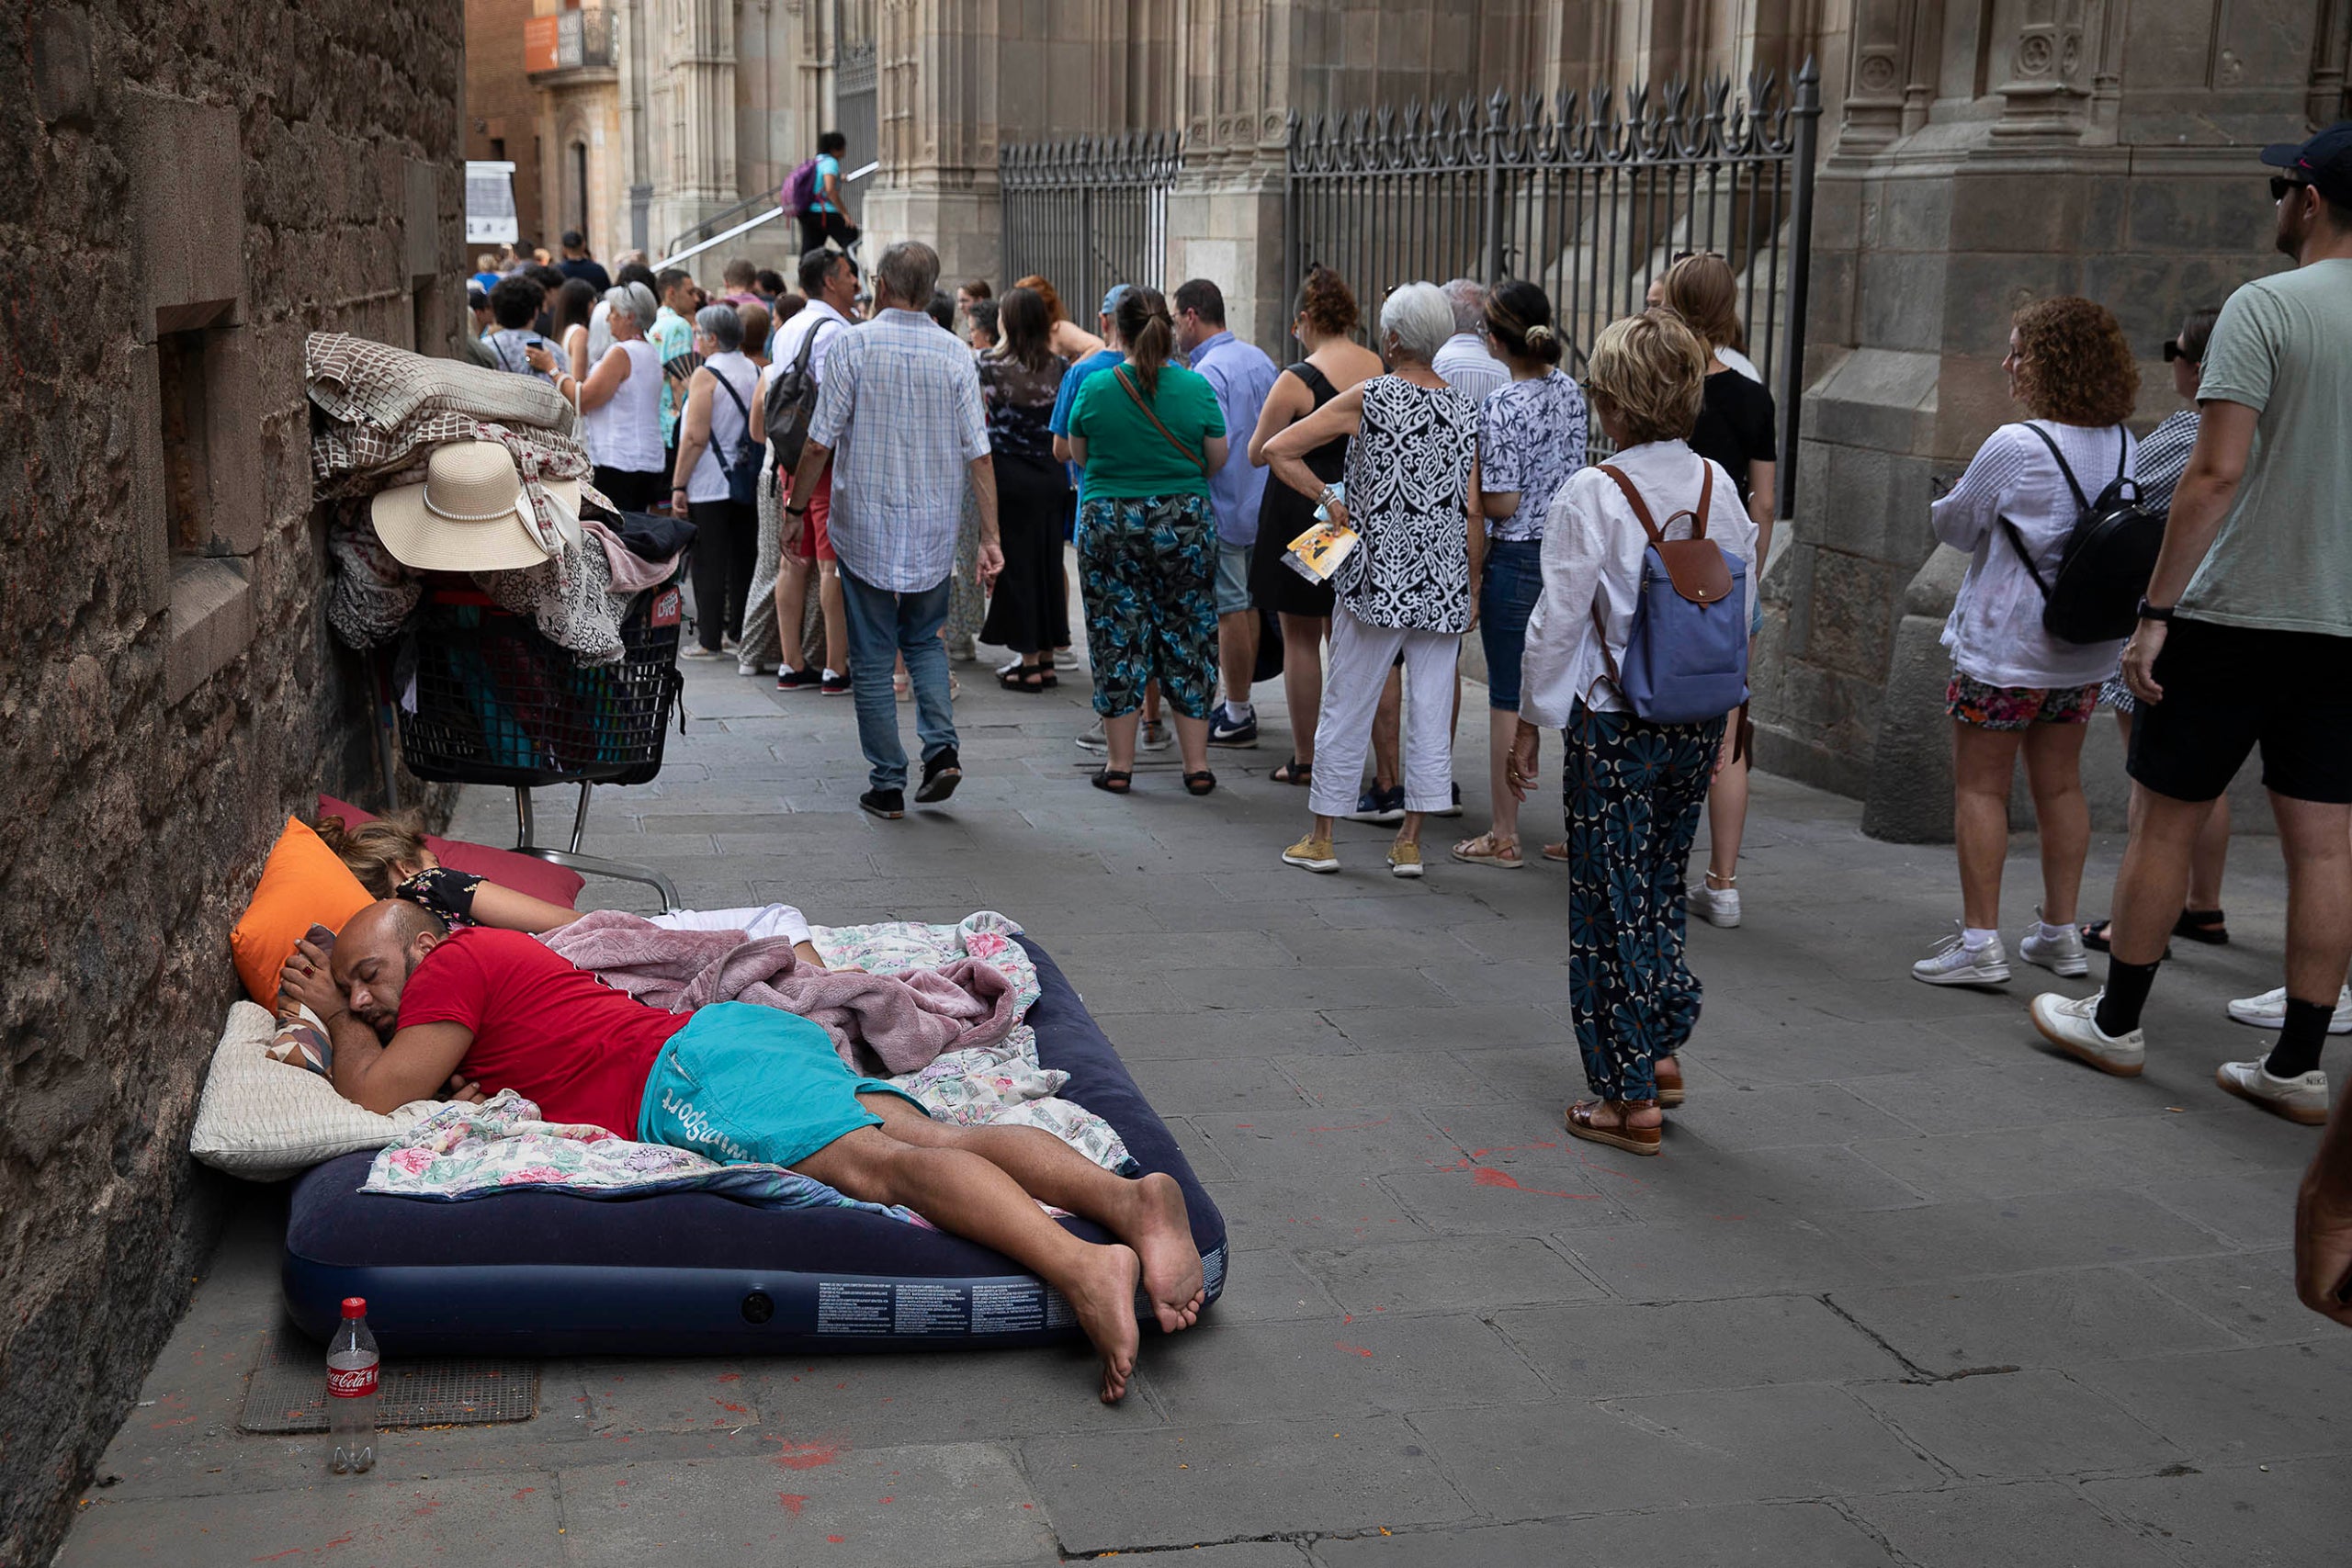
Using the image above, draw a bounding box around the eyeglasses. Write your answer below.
[2271,175,2310,202]
[1669,249,1723,265]
[2159,339,2191,363]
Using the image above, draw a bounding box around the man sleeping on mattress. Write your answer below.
[277,899,1204,1404]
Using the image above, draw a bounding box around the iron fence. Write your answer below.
[998,132,1183,331]
[1286,62,1819,514]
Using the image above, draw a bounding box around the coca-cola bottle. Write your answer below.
[325,1296,379,1474]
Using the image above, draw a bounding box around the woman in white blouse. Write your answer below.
[1911,298,2139,989]
[1510,310,1757,1155]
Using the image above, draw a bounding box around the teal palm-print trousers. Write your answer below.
[1564,702,1727,1102]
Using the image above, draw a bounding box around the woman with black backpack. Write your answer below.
[1510,310,1758,1156]
[670,303,764,658]
[1911,297,2139,988]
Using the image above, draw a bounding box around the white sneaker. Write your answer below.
[1912,925,2010,987]
[2018,915,2089,978]
[2214,1059,2332,1125]
[1139,719,1172,751]
[2030,990,2147,1077]
[1689,880,1742,929]
[1075,718,1108,754]
[2226,984,2352,1033]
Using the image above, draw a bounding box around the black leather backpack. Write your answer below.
[1998,423,2163,644]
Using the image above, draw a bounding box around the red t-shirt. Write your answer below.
[395,927,688,1134]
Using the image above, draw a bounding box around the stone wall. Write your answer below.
[0,4,463,1563]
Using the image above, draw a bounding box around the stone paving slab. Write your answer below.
[58,646,2352,1565]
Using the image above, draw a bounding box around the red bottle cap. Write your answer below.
[341,1297,368,1319]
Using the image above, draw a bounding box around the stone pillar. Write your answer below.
[1167,0,1288,351]
[860,0,1003,287]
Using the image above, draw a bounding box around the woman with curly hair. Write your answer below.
[1912,296,2140,987]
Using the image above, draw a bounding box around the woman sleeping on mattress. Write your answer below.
[317,815,834,971]
[279,899,1204,1403]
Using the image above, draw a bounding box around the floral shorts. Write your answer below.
[1945,671,2102,731]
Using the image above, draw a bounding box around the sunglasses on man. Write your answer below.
[2158,339,2193,362]
[2270,175,2311,202]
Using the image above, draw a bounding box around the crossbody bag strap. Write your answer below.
[1115,366,1209,476]
[708,369,754,468]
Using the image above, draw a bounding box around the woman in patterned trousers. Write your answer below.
[1510,310,1758,1155]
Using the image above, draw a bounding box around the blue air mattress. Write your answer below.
[280,938,1227,1354]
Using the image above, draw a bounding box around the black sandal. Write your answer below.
[1090,768,1132,795]
[998,667,1046,693]
[1183,770,1217,796]
[1271,757,1312,786]
[2080,920,2172,961]
[2174,908,2230,946]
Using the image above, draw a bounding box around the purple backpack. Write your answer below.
[781,157,820,217]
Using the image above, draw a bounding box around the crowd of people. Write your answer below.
[436,128,2352,1292]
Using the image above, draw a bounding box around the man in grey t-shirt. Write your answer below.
[2031,126,2352,1156]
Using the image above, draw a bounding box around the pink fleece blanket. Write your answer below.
[542,910,1020,1076]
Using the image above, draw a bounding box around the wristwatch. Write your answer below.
[786,504,808,517]
[2136,598,2176,624]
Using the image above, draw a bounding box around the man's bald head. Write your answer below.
[331,898,449,1038]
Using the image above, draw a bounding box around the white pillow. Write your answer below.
[190,1002,438,1180]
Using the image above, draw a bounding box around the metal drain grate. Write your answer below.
[238,1322,540,1433]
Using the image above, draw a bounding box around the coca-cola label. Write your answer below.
[326,1364,379,1399]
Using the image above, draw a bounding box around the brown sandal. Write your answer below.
[1654,1056,1686,1110]
[1566,1099,1661,1156]
[1542,842,1570,863]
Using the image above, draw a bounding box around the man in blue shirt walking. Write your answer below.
[1175,279,1279,747]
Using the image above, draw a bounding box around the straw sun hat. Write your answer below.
[368,439,582,572]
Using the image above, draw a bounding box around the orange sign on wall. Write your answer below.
[523,15,560,73]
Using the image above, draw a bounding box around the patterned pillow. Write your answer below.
[266,924,336,1077]
[191,1002,435,1180]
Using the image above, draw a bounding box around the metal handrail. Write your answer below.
[661,162,876,262]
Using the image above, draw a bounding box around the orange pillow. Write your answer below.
[229,818,376,1005]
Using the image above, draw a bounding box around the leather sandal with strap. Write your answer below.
[1271,756,1312,786]
[1566,1098,1661,1156]
[1654,1056,1686,1110]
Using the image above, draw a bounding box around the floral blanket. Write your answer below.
[362,1089,928,1225]
[814,912,1136,1176]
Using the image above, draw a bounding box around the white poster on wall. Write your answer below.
[465,161,519,245]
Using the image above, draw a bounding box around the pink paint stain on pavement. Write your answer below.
[1471,1168,1596,1200]
[777,1494,808,1515]
[773,1439,844,1471]
[1335,1341,1374,1359]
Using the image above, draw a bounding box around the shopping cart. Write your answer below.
[395,577,688,910]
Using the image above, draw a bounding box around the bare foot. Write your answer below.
[1065,1242,1144,1404]
[1123,1172,1206,1333]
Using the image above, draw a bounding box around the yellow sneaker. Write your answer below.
[1387,841,1425,878]
[1282,834,1340,873]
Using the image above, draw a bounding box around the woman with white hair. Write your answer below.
[577,285,668,513]
[671,303,763,657]
[1265,280,1481,878]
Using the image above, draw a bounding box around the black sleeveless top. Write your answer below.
[1248,361,1351,617]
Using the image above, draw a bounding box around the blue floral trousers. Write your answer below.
[1564,701,1727,1102]
[1076,492,1217,719]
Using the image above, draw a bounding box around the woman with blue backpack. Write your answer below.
[1510,310,1758,1156]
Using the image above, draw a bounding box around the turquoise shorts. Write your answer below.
[636,1001,928,1168]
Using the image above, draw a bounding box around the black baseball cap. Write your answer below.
[2260,122,2352,206]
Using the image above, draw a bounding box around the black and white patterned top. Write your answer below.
[1477,370,1589,542]
[2134,407,2199,519]
[1339,375,1479,632]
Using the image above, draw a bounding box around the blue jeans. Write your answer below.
[1478,538,1546,710]
[837,568,956,793]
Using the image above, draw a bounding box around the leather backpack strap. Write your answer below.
[1115,366,1209,476]
[1598,463,1666,547]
